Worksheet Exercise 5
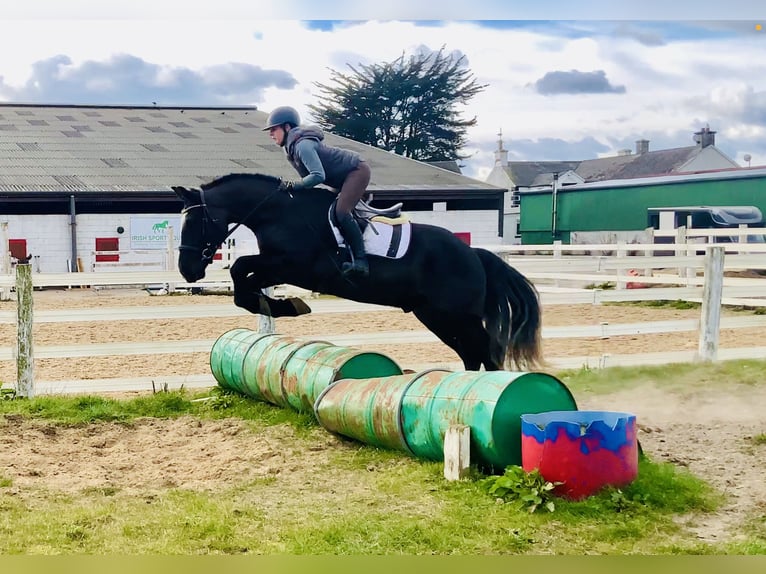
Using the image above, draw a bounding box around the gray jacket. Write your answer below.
[285,126,361,190]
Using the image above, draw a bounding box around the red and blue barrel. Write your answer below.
[521,410,639,499]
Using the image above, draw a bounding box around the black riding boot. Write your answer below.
[336,213,369,278]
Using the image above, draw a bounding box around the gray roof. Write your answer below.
[0,103,500,194]
[504,147,704,188]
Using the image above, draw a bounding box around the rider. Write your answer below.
[262,105,370,278]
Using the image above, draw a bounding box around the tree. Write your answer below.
[307,46,487,162]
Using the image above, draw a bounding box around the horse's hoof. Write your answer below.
[289,298,312,315]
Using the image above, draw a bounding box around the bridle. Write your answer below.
[178,188,225,264]
[178,184,282,265]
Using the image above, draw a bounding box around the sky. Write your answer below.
[2,1,766,181]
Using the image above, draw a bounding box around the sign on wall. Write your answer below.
[130,216,182,250]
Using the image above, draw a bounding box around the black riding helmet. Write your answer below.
[262,106,300,131]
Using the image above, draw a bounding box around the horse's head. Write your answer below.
[172,185,230,283]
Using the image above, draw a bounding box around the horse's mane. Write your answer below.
[200,172,281,190]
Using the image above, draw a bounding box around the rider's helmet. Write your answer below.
[262,106,300,131]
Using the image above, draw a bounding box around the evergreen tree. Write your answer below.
[307,46,487,162]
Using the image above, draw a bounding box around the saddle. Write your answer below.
[353,197,403,219]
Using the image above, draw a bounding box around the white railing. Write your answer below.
[2,244,766,396]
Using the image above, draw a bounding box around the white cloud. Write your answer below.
[2,17,766,177]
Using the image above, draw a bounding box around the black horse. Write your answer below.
[172,173,543,371]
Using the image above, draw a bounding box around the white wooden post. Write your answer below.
[675,225,687,277]
[259,286,276,334]
[165,226,176,271]
[616,241,627,290]
[697,246,724,362]
[443,424,471,480]
[643,227,654,279]
[15,263,35,398]
[165,226,176,293]
[0,221,9,301]
[553,240,562,288]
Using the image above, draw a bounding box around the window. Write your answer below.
[9,239,27,261]
[95,237,119,262]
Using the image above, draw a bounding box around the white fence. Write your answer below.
[1,240,766,396]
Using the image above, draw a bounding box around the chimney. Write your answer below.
[617,148,632,156]
[635,139,649,155]
[494,128,508,167]
[693,124,716,148]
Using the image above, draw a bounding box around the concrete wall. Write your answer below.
[405,208,500,245]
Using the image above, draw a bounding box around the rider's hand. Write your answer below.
[278,179,297,192]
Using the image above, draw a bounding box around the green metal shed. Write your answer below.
[519,167,766,244]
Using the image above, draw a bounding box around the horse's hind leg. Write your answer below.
[413,307,495,371]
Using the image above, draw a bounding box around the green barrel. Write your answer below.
[281,345,403,412]
[313,369,449,453]
[209,328,272,395]
[400,370,579,473]
[240,335,324,406]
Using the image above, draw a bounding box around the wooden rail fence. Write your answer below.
[1,244,766,396]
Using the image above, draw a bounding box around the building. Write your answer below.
[518,166,766,244]
[486,126,740,243]
[0,103,506,273]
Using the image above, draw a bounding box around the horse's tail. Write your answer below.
[474,247,544,371]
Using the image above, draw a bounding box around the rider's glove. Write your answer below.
[278,179,298,192]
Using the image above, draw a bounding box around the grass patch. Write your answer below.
[0,362,764,554]
[556,359,766,396]
[0,454,719,555]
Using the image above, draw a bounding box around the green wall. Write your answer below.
[519,174,766,244]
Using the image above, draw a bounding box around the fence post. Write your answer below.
[697,246,724,362]
[643,227,654,279]
[0,221,9,301]
[675,225,687,277]
[166,226,176,272]
[443,424,471,481]
[553,239,562,288]
[616,241,626,289]
[15,263,35,398]
[259,286,276,334]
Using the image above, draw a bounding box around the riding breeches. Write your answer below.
[335,160,371,216]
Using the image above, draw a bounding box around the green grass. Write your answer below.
[556,359,766,396]
[1,362,765,555]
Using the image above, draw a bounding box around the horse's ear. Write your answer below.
[172,186,197,203]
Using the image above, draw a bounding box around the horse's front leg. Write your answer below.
[229,255,311,318]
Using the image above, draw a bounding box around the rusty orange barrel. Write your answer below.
[240,335,324,406]
[281,344,403,413]
[400,370,579,473]
[209,328,273,395]
[313,369,449,452]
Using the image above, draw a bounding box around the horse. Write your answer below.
[172,173,543,371]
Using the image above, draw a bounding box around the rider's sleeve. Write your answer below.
[293,139,325,188]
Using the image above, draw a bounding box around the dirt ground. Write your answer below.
[1,288,765,545]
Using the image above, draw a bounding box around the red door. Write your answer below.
[95,237,119,262]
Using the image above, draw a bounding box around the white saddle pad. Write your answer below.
[328,209,412,259]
